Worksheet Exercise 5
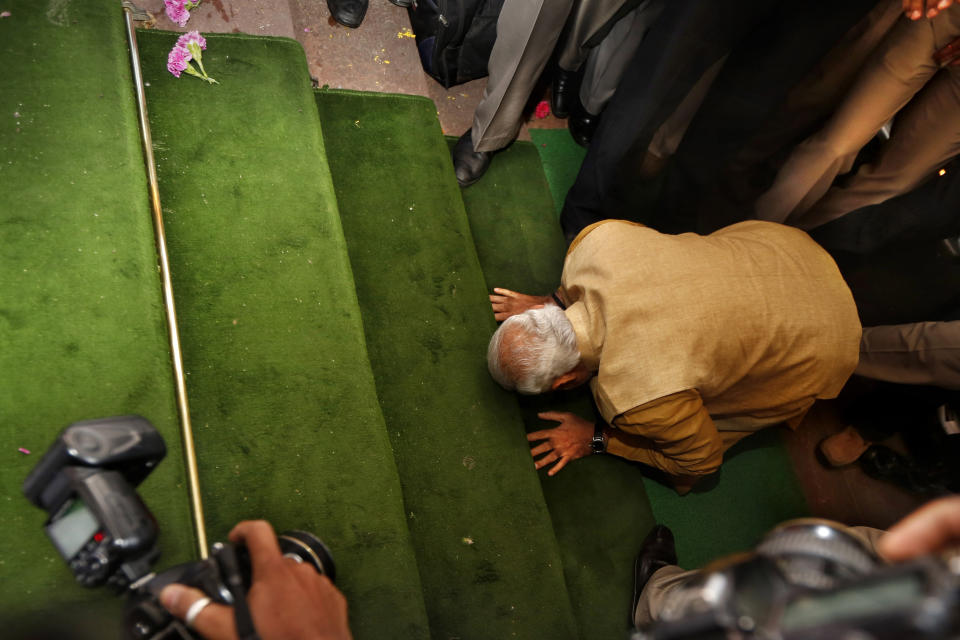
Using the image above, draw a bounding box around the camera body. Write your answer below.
[24,416,334,640]
[632,519,960,640]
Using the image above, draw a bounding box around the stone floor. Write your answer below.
[140,0,565,139]
[135,0,926,531]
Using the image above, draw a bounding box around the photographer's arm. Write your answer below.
[160,520,352,640]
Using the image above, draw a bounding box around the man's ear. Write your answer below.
[551,371,579,391]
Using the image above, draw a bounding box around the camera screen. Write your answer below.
[46,497,100,560]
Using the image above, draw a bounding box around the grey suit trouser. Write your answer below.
[472,0,656,152]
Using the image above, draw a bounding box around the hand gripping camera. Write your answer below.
[631,519,960,640]
[23,416,335,640]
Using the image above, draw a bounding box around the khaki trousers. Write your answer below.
[472,0,635,152]
[857,321,960,389]
[634,527,885,627]
[754,6,960,228]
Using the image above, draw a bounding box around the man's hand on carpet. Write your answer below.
[527,411,593,476]
[489,288,552,321]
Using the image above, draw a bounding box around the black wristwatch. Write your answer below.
[590,423,607,454]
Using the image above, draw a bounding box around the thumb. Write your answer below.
[160,583,238,640]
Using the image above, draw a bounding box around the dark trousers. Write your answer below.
[560,0,876,239]
[812,157,960,255]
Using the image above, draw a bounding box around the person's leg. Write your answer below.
[578,0,664,117]
[471,0,575,152]
[811,156,960,254]
[633,565,695,627]
[797,68,960,230]
[857,321,960,389]
[646,55,726,163]
[556,0,640,73]
[754,15,941,224]
[729,0,903,185]
[560,0,762,239]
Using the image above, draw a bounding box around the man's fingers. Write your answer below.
[548,456,570,476]
[160,584,237,640]
[527,429,554,441]
[537,411,569,422]
[878,496,960,561]
[228,520,282,578]
[535,452,558,470]
[492,287,518,297]
[529,441,554,457]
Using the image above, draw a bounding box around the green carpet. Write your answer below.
[644,429,809,570]
[0,0,194,621]
[316,89,579,640]
[137,31,430,639]
[455,137,658,637]
[528,129,586,217]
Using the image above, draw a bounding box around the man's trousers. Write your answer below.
[634,527,885,628]
[755,6,960,229]
[559,0,875,238]
[472,0,651,152]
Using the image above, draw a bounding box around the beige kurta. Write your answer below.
[560,220,861,477]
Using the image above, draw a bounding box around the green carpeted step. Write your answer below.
[527,129,587,218]
[454,138,657,638]
[644,429,808,569]
[0,0,195,623]
[136,31,430,639]
[316,88,580,640]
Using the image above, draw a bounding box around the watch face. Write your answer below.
[591,436,605,453]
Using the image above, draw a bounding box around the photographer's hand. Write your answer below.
[878,496,960,562]
[160,520,352,640]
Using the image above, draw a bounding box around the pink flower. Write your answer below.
[164,0,190,27]
[177,30,206,50]
[167,44,192,78]
[534,100,550,119]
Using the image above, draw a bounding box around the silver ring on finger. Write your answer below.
[185,596,214,628]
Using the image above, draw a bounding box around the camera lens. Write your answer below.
[278,530,337,583]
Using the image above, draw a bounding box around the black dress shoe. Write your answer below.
[327,0,367,28]
[551,68,580,119]
[631,524,678,621]
[452,130,492,187]
[569,108,599,148]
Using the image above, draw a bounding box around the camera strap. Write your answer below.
[213,544,262,640]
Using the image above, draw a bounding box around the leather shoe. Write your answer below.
[452,130,492,187]
[631,525,677,620]
[568,109,599,148]
[551,68,580,119]
[327,0,367,28]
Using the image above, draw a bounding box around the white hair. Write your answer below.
[487,305,581,394]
